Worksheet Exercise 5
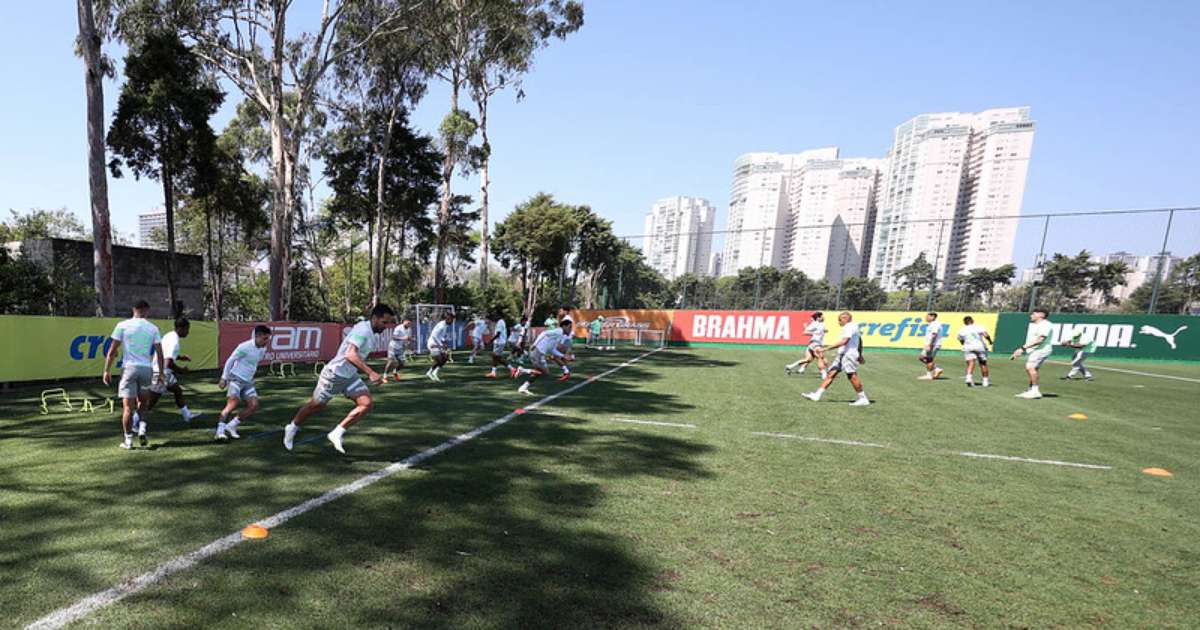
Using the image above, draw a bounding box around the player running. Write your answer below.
[1010,309,1054,399]
[285,303,397,454]
[517,319,573,395]
[802,312,870,406]
[382,318,413,383]
[1062,329,1096,381]
[102,300,165,449]
[509,317,528,367]
[785,311,828,378]
[918,312,944,380]
[426,309,455,382]
[957,316,993,387]
[216,325,272,440]
[468,314,486,364]
[139,317,202,426]
[486,313,509,378]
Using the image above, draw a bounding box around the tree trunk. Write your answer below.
[434,62,465,305]
[371,105,398,305]
[345,236,354,319]
[266,2,291,320]
[76,0,115,316]
[161,147,179,317]
[477,92,490,292]
[216,205,226,318]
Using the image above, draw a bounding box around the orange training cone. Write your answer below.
[242,523,270,539]
[1141,468,1173,478]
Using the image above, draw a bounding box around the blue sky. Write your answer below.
[1,0,1197,268]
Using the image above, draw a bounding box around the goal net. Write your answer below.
[411,303,478,355]
[596,327,667,349]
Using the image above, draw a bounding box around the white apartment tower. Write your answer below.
[721,148,838,275]
[868,107,1035,290]
[138,211,167,248]
[643,196,716,280]
[783,158,885,284]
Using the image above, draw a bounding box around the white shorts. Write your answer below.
[388,344,407,362]
[962,349,988,364]
[226,377,258,401]
[312,367,369,404]
[492,339,507,356]
[429,346,447,358]
[150,370,178,394]
[830,352,860,375]
[807,342,824,354]
[1025,348,1052,369]
[529,349,549,372]
[118,365,154,399]
[920,347,940,361]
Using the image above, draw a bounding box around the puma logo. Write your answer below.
[1139,325,1188,350]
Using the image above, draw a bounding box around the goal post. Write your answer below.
[596,327,667,349]
[411,303,477,355]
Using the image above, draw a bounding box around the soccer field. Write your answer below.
[3,347,1199,629]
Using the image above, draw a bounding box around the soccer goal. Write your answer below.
[411,303,477,355]
[598,327,667,349]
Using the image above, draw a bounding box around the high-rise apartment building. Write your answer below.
[868,107,1035,289]
[783,158,885,284]
[138,211,167,249]
[720,148,838,275]
[643,196,716,280]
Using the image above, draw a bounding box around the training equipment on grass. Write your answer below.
[313,361,326,376]
[1068,412,1088,420]
[1141,467,1173,477]
[269,361,297,379]
[241,523,269,539]
[39,388,73,415]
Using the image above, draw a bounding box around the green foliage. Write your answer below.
[1121,252,1200,314]
[0,248,56,314]
[0,208,89,242]
[840,276,888,310]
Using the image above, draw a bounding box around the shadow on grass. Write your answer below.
[4,349,708,628]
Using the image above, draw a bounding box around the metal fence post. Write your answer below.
[1148,209,1176,314]
[1027,216,1050,312]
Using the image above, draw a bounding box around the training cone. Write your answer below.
[1068,413,1088,420]
[1141,468,1173,478]
[241,523,270,539]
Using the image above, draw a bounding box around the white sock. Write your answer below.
[798,364,807,373]
[857,392,868,401]
[329,425,346,439]
[124,433,133,441]
[983,377,990,386]
[181,405,191,417]
[287,421,300,432]
[228,417,240,429]
[820,370,827,379]
[217,421,226,432]
[132,411,140,424]
[1031,386,1040,394]
[561,365,569,374]
[138,421,147,435]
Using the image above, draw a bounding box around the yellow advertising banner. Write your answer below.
[0,315,217,383]
[845,311,999,350]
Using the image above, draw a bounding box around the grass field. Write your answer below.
[3,346,1199,629]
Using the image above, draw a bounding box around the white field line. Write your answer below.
[1046,360,1200,384]
[609,418,696,429]
[751,432,887,448]
[956,451,1112,470]
[25,348,664,630]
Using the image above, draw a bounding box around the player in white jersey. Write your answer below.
[382,319,413,383]
[803,312,870,406]
[1010,309,1054,399]
[486,313,510,378]
[140,317,201,426]
[285,303,397,454]
[102,300,165,449]
[556,306,576,365]
[785,311,828,378]
[516,319,572,395]
[468,315,486,364]
[216,325,272,440]
[508,318,529,369]
[957,316,994,387]
[917,312,945,380]
[424,310,455,381]
[1062,329,1097,381]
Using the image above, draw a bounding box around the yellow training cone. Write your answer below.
[1141,468,1173,478]
[242,523,270,539]
[1068,413,1088,420]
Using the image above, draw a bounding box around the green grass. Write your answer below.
[2,347,1199,628]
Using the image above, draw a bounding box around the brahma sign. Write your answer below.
[671,310,817,345]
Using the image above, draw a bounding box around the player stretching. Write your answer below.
[468,314,485,364]
[216,325,272,440]
[1010,309,1053,399]
[802,312,869,406]
[785,311,827,377]
[285,303,396,454]
[140,317,202,425]
[426,310,454,382]
[517,319,572,395]
[102,300,165,449]
[957,316,993,387]
[382,318,412,383]
[1062,329,1096,381]
[917,312,944,380]
[486,313,509,378]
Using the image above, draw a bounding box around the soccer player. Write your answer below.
[382,318,413,383]
[468,314,485,364]
[1062,329,1096,381]
[426,309,455,382]
[140,317,202,424]
[102,300,165,449]
[588,316,604,348]
[509,317,528,368]
[216,325,272,440]
[785,311,827,378]
[517,319,572,395]
[802,312,869,406]
[486,313,509,378]
[285,303,396,454]
[918,312,944,380]
[957,316,994,387]
[1010,308,1054,399]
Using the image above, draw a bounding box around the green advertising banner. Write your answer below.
[0,315,218,383]
[994,313,1199,361]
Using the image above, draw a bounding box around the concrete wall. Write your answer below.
[21,238,204,317]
